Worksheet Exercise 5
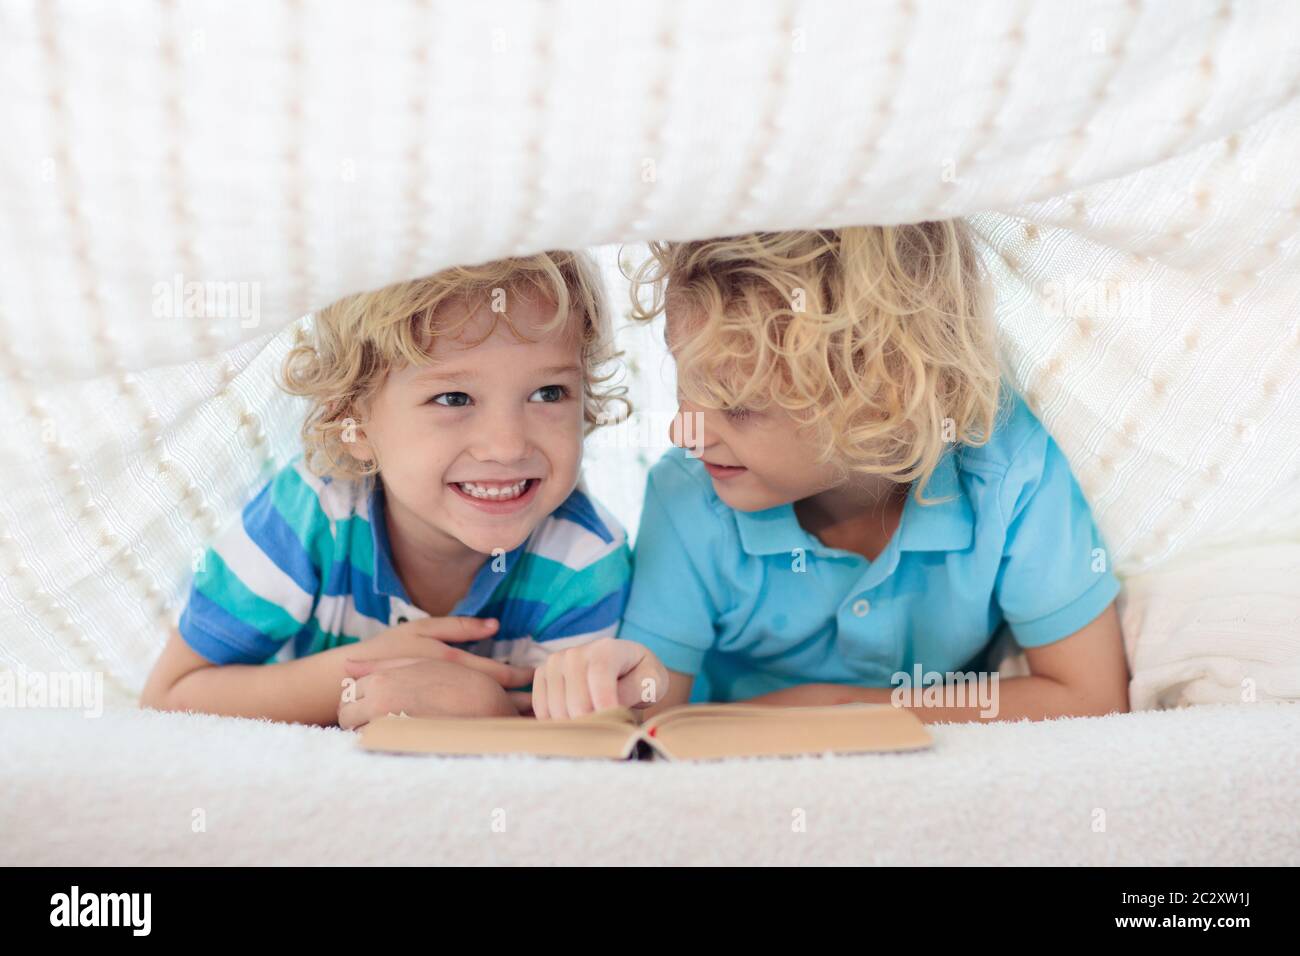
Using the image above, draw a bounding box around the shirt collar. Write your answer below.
[733,446,974,560]
[367,475,411,602]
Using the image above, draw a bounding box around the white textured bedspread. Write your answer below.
[2,702,1296,866]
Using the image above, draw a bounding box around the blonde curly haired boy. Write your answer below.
[143,251,632,728]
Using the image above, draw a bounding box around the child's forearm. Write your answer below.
[891,673,1127,723]
[166,645,355,727]
[745,674,1128,724]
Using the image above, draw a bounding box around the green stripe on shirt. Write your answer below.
[194,550,307,641]
[270,466,338,574]
[502,547,632,633]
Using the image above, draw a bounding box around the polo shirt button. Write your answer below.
[851,599,870,617]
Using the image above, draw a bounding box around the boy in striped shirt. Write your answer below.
[140,251,633,728]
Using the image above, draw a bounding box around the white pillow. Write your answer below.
[986,543,1300,708]
[1120,542,1300,708]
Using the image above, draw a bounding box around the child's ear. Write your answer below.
[330,400,373,463]
[341,432,373,464]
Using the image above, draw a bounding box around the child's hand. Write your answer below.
[337,658,530,730]
[346,616,531,690]
[532,638,670,721]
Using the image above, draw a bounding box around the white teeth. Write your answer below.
[457,479,530,501]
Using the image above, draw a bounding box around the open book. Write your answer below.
[358,702,932,760]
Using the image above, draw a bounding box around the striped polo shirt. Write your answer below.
[176,454,632,668]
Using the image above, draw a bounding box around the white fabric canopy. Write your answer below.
[1,0,1298,707]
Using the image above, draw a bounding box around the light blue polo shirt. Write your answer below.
[617,386,1122,703]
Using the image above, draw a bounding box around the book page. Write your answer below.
[645,703,933,760]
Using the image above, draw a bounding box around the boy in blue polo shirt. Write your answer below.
[141,251,632,727]
[530,225,1129,724]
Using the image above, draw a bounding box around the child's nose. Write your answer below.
[669,403,708,456]
[473,407,530,463]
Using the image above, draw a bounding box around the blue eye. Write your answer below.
[530,385,569,403]
[430,392,471,407]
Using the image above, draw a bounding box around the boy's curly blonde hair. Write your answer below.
[627,222,1005,506]
[280,250,629,481]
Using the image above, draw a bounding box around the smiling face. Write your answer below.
[663,297,841,513]
[346,292,585,560]
[664,298,902,516]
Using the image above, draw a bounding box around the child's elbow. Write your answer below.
[139,663,201,714]
[138,677,180,713]
[139,627,216,713]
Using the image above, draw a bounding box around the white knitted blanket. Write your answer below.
[0,4,1297,721]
